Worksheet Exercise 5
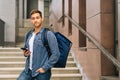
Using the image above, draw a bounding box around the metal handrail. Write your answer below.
[64,14,120,69]
[49,10,120,69]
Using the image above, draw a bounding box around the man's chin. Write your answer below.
[34,25,41,28]
[33,23,42,28]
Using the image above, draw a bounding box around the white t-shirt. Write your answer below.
[29,32,36,70]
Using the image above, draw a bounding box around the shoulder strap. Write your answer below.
[42,28,51,57]
[42,28,48,46]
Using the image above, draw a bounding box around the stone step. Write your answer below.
[0,62,25,68]
[0,56,25,62]
[0,51,72,57]
[23,19,33,28]
[0,74,82,80]
[67,56,74,61]
[16,42,24,47]
[0,52,23,56]
[52,68,79,74]
[16,36,25,43]
[0,55,73,62]
[101,76,118,80]
[0,48,22,52]
[16,20,33,41]
[17,27,33,36]
[52,74,82,80]
[0,53,73,62]
[0,61,76,68]
[0,48,82,80]
[0,67,79,74]
[0,58,72,62]
[16,27,33,42]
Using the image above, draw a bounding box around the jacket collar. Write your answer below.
[29,27,45,34]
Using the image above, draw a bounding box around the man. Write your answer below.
[17,9,60,80]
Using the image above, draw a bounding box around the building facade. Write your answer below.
[0,0,120,80]
[49,0,119,80]
[0,0,49,46]
[0,0,16,46]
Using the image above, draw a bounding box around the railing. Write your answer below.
[51,10,120,70]
[64,14,120,69]
[49,10,120,69]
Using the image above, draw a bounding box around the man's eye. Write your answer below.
[31,18,35,20]
[36,17,40,19]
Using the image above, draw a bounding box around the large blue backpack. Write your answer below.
[42,28,72,68]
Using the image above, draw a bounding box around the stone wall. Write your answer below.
[49,0,115,79]
[0,0,16,46]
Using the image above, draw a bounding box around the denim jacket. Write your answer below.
[24,27,60,77]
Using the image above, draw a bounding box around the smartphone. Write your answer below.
[21,48,28,51]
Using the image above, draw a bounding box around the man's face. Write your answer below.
[30,13,42,28]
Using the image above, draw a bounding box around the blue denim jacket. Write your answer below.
[24,28,60,77]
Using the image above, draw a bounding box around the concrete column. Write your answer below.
[38,0,44,18]
[118,0,120,79]
[24,0,27,19]
[100,0,115,75]
[0,0,16,46]
[19,0,23,27]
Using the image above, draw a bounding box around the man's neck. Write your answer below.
[34,26,42,34]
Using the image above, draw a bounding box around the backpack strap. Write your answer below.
[41,28,51,57]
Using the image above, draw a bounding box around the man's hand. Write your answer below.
[36,68,45,73]
[24,50,30,57]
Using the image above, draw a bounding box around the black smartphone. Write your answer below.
[21,48,28,51]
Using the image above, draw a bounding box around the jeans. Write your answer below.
[17,69,51,80]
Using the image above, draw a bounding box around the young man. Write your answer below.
[17,9,60,80]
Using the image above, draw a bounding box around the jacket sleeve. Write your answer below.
[42,31,60,71]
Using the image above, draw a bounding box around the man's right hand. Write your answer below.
[24,50,30,57]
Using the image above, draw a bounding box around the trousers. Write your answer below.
[17,69,51,80]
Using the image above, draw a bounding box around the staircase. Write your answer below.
[16,19,33,46]
[0,47,82,80]
[16,19,50,47]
